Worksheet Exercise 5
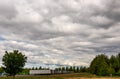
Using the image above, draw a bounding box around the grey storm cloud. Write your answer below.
[0,0,120,67]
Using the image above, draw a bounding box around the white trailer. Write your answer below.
[29,70,51,75]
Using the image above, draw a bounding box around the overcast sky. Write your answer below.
[0,0,120,68]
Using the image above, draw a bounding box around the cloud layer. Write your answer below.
[0,0,120,68]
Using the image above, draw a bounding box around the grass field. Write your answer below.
[0,73,120,79]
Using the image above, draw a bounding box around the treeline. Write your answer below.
[90,53,120,76]
[14,66,89,75]
[1,52,120,76]
[55,66,88,73]
[31,66,49,70]
[23,66,89,73]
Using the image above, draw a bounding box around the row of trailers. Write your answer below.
[29,70,70,75]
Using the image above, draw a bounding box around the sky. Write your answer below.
[0,0,120,68]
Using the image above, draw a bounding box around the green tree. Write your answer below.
[61,67,65,71]
[39,66,42,70]
[32,67,35,70]
[116,53,120,72]
[80,66,87,72]
[110,55,119,73]
[2,50,27,79]
[73,66,76,72]
[76,66,80,73]
[0,67,4,73]
[66,66,69,71]
[90,54,110,76]
[35,67,38,70]
[69,66,73,71]
[58,67,62,71]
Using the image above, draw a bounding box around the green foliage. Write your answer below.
[0,67,4,73]
[39,66,42,70]
[90,54,110,76]
[80,66,88,73]
[90,53,120,76]
[76,66,80,72]
[55,66,88,73]
[35,67,38,70]
[110,55,119,72]
[2,50,27,77]
[32,67,35,70]
[18,68,29,75]
[61,67,65,71]
[116,53,120,71]
[69,66,73,71]
[65,66,69,71]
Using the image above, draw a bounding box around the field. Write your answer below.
[0,73,120,79]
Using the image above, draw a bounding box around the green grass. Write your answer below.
[0,73,120,79]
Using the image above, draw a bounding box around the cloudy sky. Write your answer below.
[0,0,120,68]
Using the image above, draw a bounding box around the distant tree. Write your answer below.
[61,67,65,71]
[80,66,87,72]
[58,67,62,71]
[66,66,69,71]
[69,66,73,71]
[2,50,27,79]
[35,67,38,70]
[39,66,42,70]
[32,67,35,70]
[55,68,58,71]
[76,66,80,73]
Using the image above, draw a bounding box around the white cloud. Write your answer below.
[90,15,113,25]
[13,0,43,23]
[0,0,120,68]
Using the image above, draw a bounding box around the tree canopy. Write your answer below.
[90,53,120,76]
[2,50,27,78]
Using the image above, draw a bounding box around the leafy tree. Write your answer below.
[76,66,80,73]
[80,66,87,73]
[116,53,120,72]
[2,50,27,79]
[73,66,76,72]
[90,54,110,76]
[65,66,69,71]
[61,67,65,71]
[32,67,35,70]
[55,68,59,71]
[58,67,62,71]
[110,55,119,73]
[39,66,42,70]
[107,65,115,76]
[69,66,73,71]
[35,67,38,70]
